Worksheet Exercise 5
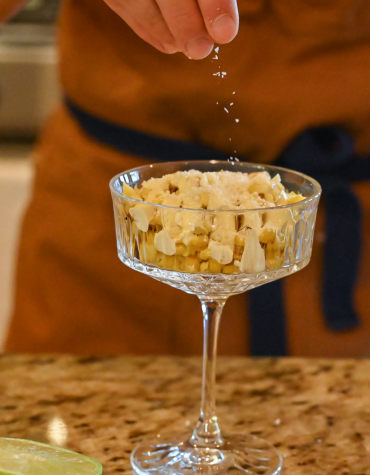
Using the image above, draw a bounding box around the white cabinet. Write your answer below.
[0,150,34,350]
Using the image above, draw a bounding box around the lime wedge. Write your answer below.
[0,438,102,475]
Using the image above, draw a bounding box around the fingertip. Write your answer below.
[162,43,182,54]
[184,37,214,60]
[211,14,238,43]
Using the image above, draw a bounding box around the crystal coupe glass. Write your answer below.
[110,160,321,475]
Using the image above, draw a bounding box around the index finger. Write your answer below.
[199,0,239,44]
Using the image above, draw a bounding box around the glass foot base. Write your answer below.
[131,434,282,475]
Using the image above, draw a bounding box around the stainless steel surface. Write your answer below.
[0,41,60,138]
[0,16,60,138]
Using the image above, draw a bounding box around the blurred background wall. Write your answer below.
[0,0,60,349]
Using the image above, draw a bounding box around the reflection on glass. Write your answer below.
[47,416,68,447]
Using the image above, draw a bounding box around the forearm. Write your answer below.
[0,0,30,23]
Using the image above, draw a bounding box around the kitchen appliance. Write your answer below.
[0,0,60,138]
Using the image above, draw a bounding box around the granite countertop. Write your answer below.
[0,355,369,474]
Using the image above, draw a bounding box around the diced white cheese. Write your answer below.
[209,240,233,264]
[154,230,176,255]
[130,204,156,232]
[240,229,265,273]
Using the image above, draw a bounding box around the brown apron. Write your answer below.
[5,0,370,356]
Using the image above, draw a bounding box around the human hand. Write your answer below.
[103,0,239,59]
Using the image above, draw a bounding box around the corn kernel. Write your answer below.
[190,234,209,250]
[184,255,201,273]
[146,230,155,243]
[150,213,162,225]
[208,258,223,273]
[235,234,245,247]
[145,244,157,264]
[259,227,276,244]
[163,255,175,269]
[156,255,164,268]
[222,264,238,274]
[175,243,187,255]
[265,254,276,270]
[173,256,184,271]
[182,245,197,257]
[200,261,209,273]
[234,245,244,260]
[199,248,211,261]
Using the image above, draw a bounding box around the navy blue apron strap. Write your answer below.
[249,279,287,356]
[65,96,228,162]
[323,184,361,330]
[275,126,363,332]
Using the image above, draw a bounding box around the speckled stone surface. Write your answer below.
[0,355,369,474]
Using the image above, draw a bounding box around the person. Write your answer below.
[4,0,370,357]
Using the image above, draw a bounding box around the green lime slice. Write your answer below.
[0,438,102,475]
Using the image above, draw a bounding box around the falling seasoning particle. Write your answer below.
[224,108,229,113]
[230,103,234,106]
[235,158,240,162]
[232,91,236,95]
[213,72,220,76]
[216,102,219,104]
[215,47,219,53]
[213,55,218,60]
[235,119,240,123]
[229,138,232,141]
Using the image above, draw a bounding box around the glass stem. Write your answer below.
[190,298,227,447]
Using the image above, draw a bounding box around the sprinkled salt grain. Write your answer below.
[213,55,218,60]
[213,72,220,76]
[214,46,219,53]
[230,103,234,106]
[232,91,236,94]
[224,108,229,113]
[235,158,239,161]
[235,119,239,123]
